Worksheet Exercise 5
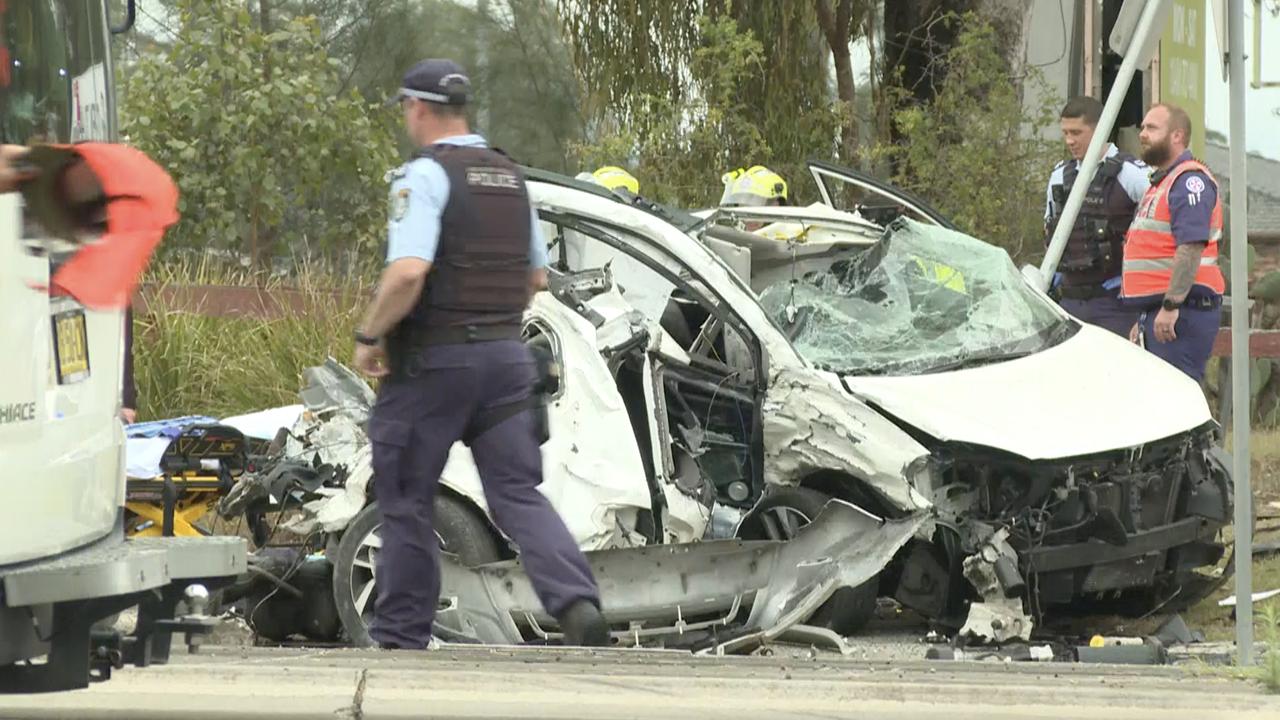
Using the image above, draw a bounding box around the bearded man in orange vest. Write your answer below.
[1121,104,1225,381]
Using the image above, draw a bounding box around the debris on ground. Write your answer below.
[1154,614,1207,646]
[1220,589,1280,607]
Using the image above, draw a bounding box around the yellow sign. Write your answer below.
[52,310,90,384]
[1160,0,1207,157]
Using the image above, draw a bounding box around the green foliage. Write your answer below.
[1255,271,1280,303]
[869,13,1060,263]
[122,0,398,270]
[284,0,585,173]
[134,262,367,420]
[1228,603,1280,693]
[1260,603,1280,693]
[572,15,841,208]
[558,0,704,124]
[573,16,763,207]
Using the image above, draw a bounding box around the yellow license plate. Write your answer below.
[52,309,90,384]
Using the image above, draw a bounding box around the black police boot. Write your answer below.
[557,599,609,647]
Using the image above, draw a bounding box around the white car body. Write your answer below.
[678,162,1231,637]
[272,164,1228,645]
[289,179,935,548]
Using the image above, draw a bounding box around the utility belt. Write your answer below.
[385,321,552,447]
[386,322,522,382]
[419,323,522,346]
[1130,294,1223,312]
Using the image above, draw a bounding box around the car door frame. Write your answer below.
[537,208,771,530]
[807,159,958,230]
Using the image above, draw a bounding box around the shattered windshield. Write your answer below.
[758,219,1073,376]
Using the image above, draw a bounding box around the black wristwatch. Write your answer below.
[354,330,380,346]
[1161,297,1180,312]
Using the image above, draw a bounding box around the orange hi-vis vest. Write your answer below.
[1121,158,1225,301]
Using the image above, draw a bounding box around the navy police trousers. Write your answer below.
[367,340,600,649]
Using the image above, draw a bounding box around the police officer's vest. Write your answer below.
[1047,153,1138,288]
[386,144,531,367]
[1121,158,1225,303]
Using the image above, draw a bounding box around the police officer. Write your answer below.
[1121,103,1225,381]
[1045,96,1151,337]
[351,59,608,650]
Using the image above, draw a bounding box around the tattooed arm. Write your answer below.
[1164,242,1206,304]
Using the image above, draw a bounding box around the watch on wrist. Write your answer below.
[1161,298,1179,312]
[354,330,379,346]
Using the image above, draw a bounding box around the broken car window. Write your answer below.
[758,218,1073,376]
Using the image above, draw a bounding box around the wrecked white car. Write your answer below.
[673,161,1234,639]
[221,169,942,649]
[223,165,1230,649]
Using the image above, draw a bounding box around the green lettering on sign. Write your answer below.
[1160,0,1207,157]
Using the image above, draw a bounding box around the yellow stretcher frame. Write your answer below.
[125,473,227,537]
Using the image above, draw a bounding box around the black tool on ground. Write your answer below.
[1153,614,1206,646]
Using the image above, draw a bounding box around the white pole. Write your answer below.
[1037,0,1168,289]
[1228,0,1253,666]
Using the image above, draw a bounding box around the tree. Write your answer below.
[267,0,585,172]
[573,16,772,207]
[122,0,398,270]
[813,0,861,161]
[561,1,853,202]
[871,13,1059,263]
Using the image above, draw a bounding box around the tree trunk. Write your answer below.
[259,0,273,80]
[881,0,981,143]
[248,203,260,272]
[814,0,859,164]
[981,0,1033,105]
[257,0,274,271]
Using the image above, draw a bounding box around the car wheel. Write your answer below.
[331,495,501,646]
[738,486,879,636]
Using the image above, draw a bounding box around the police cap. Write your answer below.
[387,58,471,107]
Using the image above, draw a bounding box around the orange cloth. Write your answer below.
[49,143,179,309]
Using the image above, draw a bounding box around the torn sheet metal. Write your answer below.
[761,367,931,514]
[432,500,924,647]
[297,359,375,422]
[960,527,1032,643]
[271,295,657,550]
[281,445,373,536]
[959,600,1033,645]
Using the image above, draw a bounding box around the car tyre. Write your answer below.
[738,486,879,636]
[332,495,501,646]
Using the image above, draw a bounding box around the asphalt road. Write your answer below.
[1,644,1277,720]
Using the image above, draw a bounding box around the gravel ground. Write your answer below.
[113,592,1253,668]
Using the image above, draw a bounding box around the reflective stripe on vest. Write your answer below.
[1121,158,1226,299]
[1123,256,1219,272]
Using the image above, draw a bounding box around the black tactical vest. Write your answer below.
[1047,153,1139,288]
[386,144,532,371]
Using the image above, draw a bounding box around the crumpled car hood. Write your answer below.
[842,324,1214,460]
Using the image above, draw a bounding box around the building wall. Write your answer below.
[1023,0,1078,142]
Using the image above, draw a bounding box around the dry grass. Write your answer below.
[1171,430,1280,643]
[133,260,371,420]
[1230,429,1280,503]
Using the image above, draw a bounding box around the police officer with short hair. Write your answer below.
[1121,103,1225,381]
[1045,96,1150,336]
[352,58,608,650]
